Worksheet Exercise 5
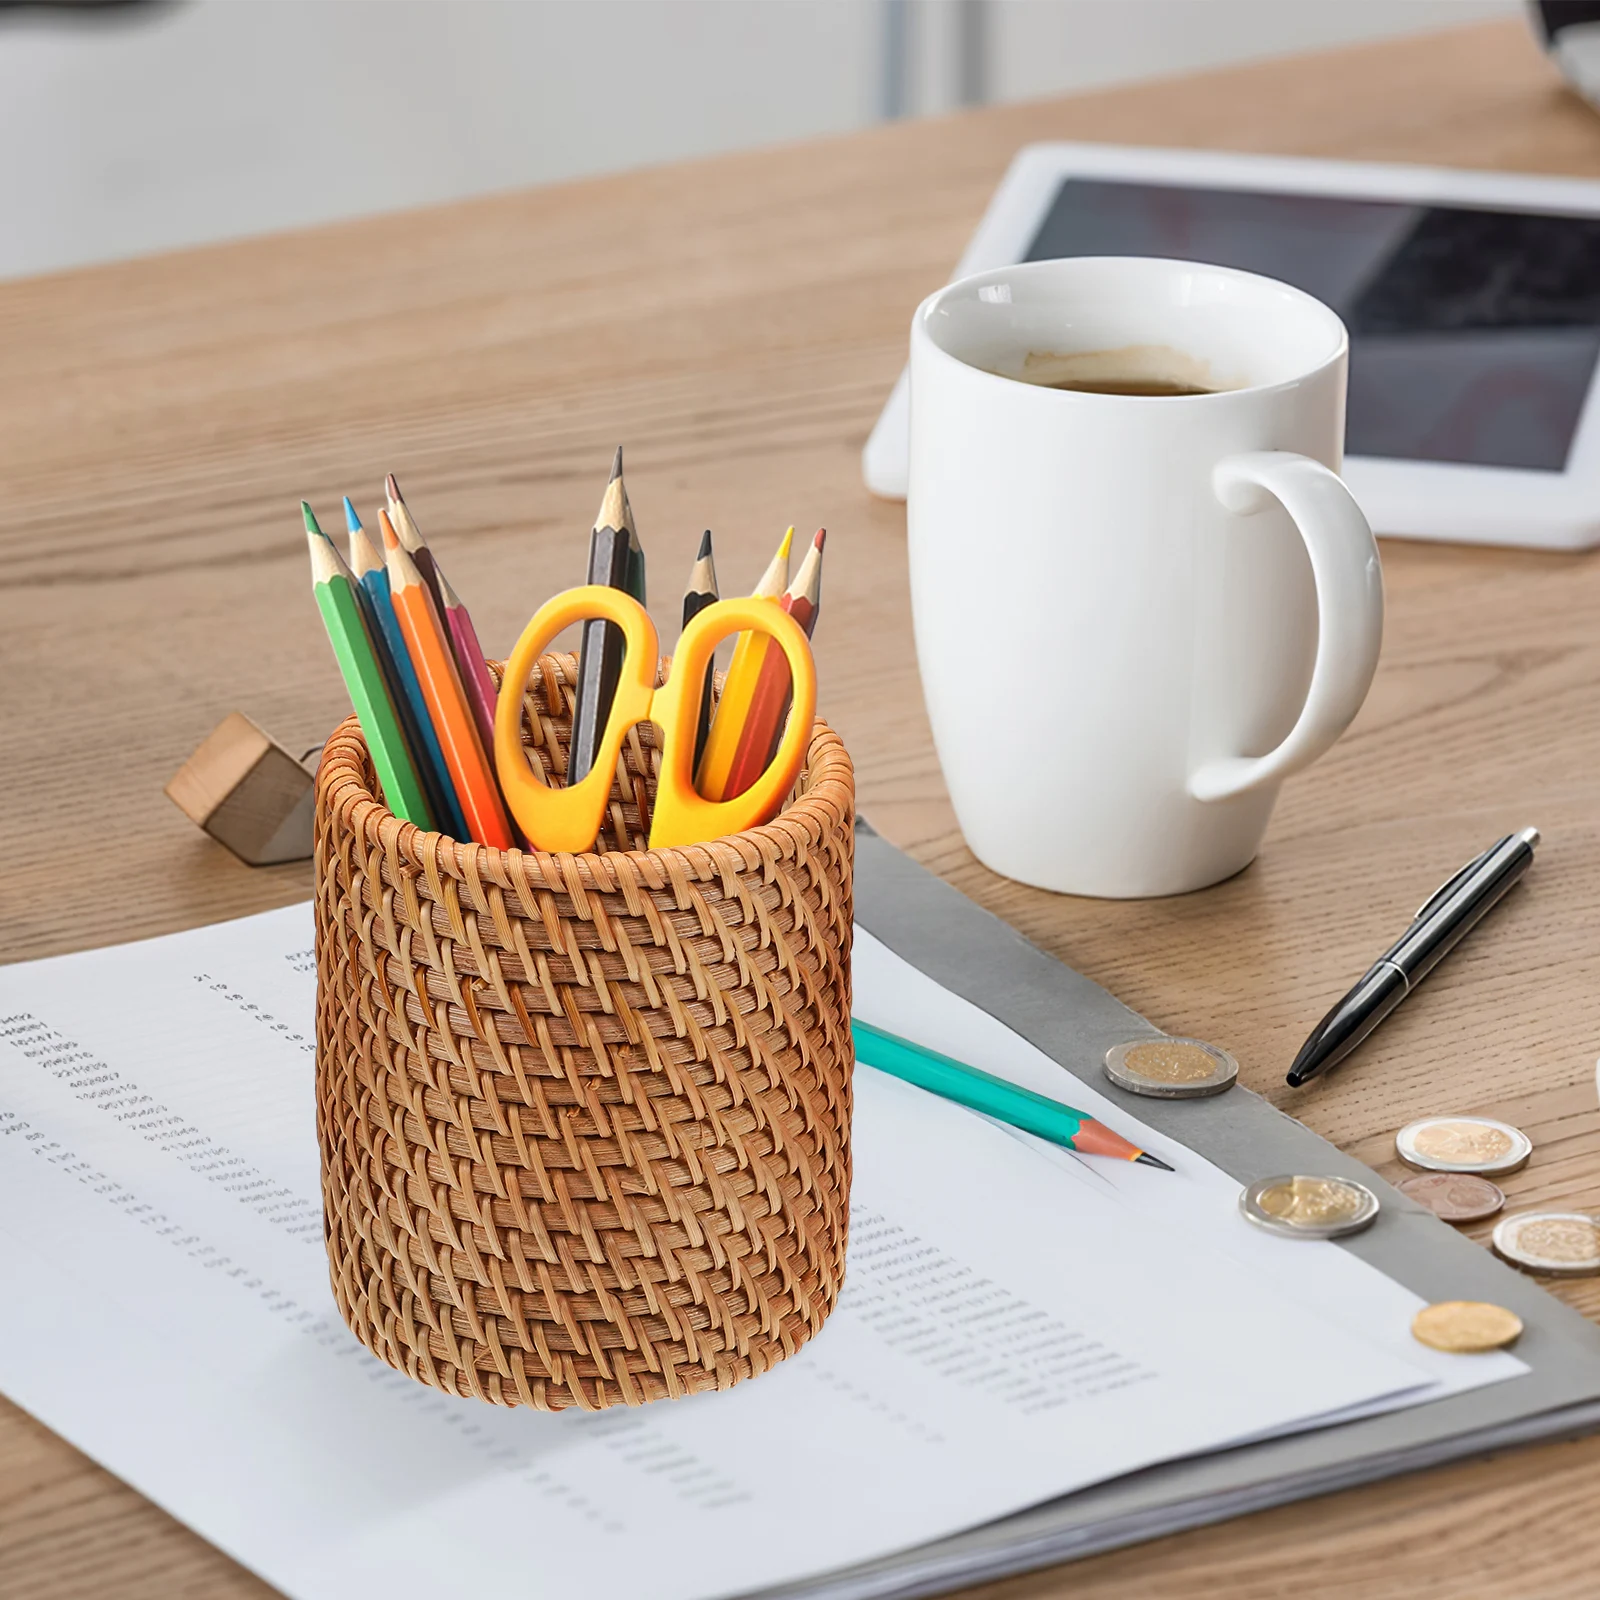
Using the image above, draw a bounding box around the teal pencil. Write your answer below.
[344,498,469,840]
[850,1018,1173,1169]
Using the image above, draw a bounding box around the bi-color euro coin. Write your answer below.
[1411,1300,1523,1352]
[1240,1174,1380,1239]
[1395,1116,1532,1176]
[1104,1037,1237,1099]
[1492,1211,1600,1277]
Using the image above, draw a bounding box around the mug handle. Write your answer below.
[1187,451,1384,804]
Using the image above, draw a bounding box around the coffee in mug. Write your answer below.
[1008,344,1227,397]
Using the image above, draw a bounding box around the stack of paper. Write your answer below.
[0,908,1520,1600]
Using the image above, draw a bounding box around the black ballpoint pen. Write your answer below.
[1286,827,1541,1087]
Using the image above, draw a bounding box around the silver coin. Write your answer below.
[1395,1116,1532,1176]
[1492,1211,1600,1277]
[1104,1036,1238,1099]
[1240,1174,1380,1240]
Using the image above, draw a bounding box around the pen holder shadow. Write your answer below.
[312,650,855,1411]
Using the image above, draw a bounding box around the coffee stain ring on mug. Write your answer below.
[1104,1037,1238,1099]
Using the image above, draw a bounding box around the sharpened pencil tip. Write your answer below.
[697,528,713,560]
[609,445,623,482]
[301,501,324,538]
[1135,1151,1175,1171]
[342,495,360,533]
[377,507,400,551]
[813,528,826,551]
[778,526,794,560]
[385,473,403,507]
[305,524,340,584]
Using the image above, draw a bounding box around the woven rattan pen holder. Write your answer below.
[313,652,855,1412]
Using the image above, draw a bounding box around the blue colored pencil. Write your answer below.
[344,497,469,840]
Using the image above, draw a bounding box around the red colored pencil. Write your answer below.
[722,528,825,800]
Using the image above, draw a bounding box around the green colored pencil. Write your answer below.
[303,503,434,828]
[850,1018,1173,1169]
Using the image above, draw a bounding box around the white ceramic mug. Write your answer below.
[907,256,1383,898]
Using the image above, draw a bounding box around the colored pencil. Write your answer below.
[384,473,446,619]
[380,511,515,850]
[435,565,501,778]
[434,563,529,849]
[694,526,793,801]
[722,527,825,800]
[851,1019,1175,1169]
[567,448,645,784]
[344,498,468,840]
[681,529,720,772]
[302,504,433,829]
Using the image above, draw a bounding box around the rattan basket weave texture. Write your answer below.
[313,652,855,1412]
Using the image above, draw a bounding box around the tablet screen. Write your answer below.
[1025,179,1600,472]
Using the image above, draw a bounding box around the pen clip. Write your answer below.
[1412,836,1512,924]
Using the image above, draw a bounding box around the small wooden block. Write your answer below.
[165,713,316,866]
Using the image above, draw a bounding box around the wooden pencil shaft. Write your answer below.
[696,626,777,800]
[386,489,447,618]
[312,572,433,828]
[568,523,633,785]
[682,586,719,775]
[744,534,825,778]
[759,593,820,768]
[386,547,512,849]
[721,603,797,800]
[348,568,449,828]
[693,529,792,798]
[850,1019,1091,1145]
[438,582,525,846]
[438,572,500,758]
[681,532,720,771]
[358,566,468,839]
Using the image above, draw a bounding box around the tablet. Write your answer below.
[864,144,1600,549]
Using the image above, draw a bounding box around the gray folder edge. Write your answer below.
[759,821,1600,1600]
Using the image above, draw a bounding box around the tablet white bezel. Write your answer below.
[863,143,1600,550]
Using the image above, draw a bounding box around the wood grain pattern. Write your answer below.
[3,17,1599,1599]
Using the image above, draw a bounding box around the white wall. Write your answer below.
[0,0,1521,281]
[986,0,1519,106]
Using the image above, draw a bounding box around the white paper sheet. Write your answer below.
[0,908,1520,1600]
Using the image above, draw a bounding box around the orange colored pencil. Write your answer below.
[722,528,825,799]
[379,509,514,850]
[694,526,792,802]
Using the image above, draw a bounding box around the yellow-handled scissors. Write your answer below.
[495,585,817,852]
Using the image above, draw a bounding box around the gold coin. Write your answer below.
[1122,1041,1218,1083]
[1104,1037,1237,1099]
[1411,1300,1523,1353]
[1395,1116,1532,1175]
[1492,1212,1600,1277]
[1240,1174,1379,1239]
[1412,1122,1512,1163]
[1258,1176,1370,1226]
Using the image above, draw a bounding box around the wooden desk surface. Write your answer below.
[4,17,1600,1599]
